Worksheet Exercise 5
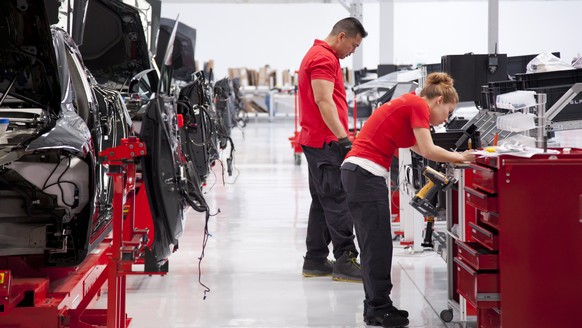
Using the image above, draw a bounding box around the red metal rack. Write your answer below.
[0,137,163,328]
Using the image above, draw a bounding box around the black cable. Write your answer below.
[198,210,211,299]
[197,206,221,300]
[42,156,64,190]
[56,157,76,208]
[43,180,78,190]
[39,155,79,209]
[204,167,218,194]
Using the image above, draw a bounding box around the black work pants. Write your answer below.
[341,162,393,316]
[302,143,358,262]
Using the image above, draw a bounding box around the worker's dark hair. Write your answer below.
[420,72,459,104]
[330,17,368,38]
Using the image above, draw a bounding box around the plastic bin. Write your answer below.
[515,68,582,89]
[480,80,518,111]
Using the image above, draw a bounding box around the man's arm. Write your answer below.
[311,79,347,139]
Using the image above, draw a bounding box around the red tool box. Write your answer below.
[455,149,582,327]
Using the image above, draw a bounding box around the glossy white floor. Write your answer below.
[105,119,582,328]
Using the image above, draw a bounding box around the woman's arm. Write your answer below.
[410,127,474,163]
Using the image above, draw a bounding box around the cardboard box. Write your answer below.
[258,67,268,86]
[240,68,249,87]
[282,69,291,86]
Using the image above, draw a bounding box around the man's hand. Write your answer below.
[338,136,352,159]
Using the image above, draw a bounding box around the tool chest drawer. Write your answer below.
[455,240,499,271]
[466,187,498,213]
[469,222,499,251]
[474,156,500,170]
[454,257,500,309]
[470,164,497,195]
[477,209,499,230]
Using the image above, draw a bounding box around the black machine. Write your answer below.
[441,53,508,106]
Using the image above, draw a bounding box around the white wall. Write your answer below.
[161,1,582,81]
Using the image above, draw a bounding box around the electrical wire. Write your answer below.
[56,156,76,208]
[41,155,80,208]
[197,210,211,300]
[179,76,243,300]
[204,166,218,194]
[42,156,65,190]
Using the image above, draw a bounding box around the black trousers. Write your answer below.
[341,162,394,316]
[302,143,358,262]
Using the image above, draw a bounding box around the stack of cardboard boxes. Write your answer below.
[228,65,295,89]
[227,66,296,114]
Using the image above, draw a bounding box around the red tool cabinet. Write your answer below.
[455,150,582,327]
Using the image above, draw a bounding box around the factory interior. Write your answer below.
[1,1,582,328]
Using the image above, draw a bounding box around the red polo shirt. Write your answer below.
[298,39,348,148]
[346,92,430,170]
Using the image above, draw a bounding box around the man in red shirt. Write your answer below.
[341,73,475,327]
[298,17,367,282]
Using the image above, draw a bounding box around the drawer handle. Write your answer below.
[477,293,501,301]
[458,244,478,256]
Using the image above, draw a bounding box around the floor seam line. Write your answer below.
[397,259,449,328]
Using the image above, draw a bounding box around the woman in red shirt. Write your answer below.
[340,72,474,328]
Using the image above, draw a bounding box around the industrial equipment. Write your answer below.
[409,166,457,248]
[0,138,162,328]
[409,167,456,218]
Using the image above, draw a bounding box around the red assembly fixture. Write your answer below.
[0,137,165,328]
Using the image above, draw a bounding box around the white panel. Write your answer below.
[379,0,394,64]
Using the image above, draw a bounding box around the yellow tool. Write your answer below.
[409,167,456,218]
[410,167,457,248]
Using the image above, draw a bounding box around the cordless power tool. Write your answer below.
[409,166,456,218]
[409,166,457,248]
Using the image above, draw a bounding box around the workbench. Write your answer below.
[453,149,582,327]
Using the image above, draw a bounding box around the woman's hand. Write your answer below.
[459,150,476,162]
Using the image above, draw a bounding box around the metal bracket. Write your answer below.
[546,82,582,123]
[99,137,146,165]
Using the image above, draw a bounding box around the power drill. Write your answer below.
[409,166,457,248]
[409,166,456,218]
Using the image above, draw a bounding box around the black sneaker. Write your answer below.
[364,302,409,323]
[390,305,409,319]
[302,257,334,277]
[332,252,362,282]
[364,311,409,327]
